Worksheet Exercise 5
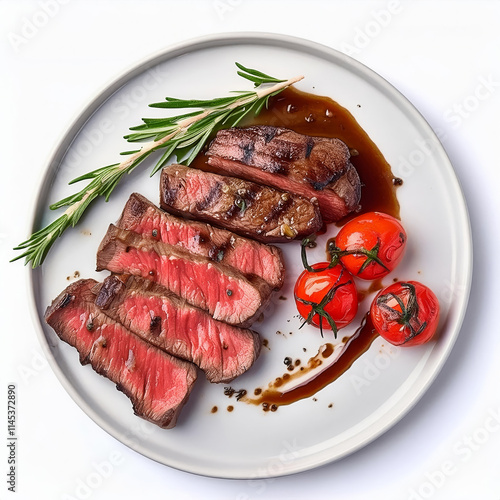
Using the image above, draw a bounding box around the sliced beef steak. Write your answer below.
[206,125,361,222]
[117,193,284,290]
[96,225,272,326]
[159,165,322,243]
[44,279,197,429]
[95,275,261,383]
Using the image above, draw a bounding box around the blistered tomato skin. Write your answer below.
[334,212,407,280]
[370,281,440,346]
[294,263,358,335]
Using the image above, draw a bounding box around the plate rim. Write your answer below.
[26,31,473,479]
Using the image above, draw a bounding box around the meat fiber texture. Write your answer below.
[95,274,262,383]
[117,192,285,290]
[206,125,361,222]
[44,279,197,429]
[160,164,322,243]
[96,224,273,327]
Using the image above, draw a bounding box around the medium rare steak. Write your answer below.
[117,193,285,290]
[96,225,272,326]
[95,275,262,383]
[44,279,197,429]
[159,165,322,243]
[206,126,361,222]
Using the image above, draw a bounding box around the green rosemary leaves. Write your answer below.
[12,63,303,268]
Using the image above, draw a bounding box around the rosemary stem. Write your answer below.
[255,75,304,99]
[114,74,303,175]
[64,188,96,218]
[13,65,304,268]
[65,76,306,220]
[117,127,180,172]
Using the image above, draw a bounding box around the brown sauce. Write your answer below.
[251,87,401,220]
[193,86,399,408]
[243,315,378,408]
[356,277,385,302]
[191,86,400,220]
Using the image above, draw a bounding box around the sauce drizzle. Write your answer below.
[192,86,401,220]
[245,86,401,220]
[199,86,400,407]
[243,314,378,408]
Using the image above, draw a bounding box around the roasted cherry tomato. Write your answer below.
[370,280,440,346]
[332,212,407,280]
[294,262,358,337]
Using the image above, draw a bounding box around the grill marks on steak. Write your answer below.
[117,193,284,290]
[45,126,363,428]
[206,126,361,222]
[95,275,261,383]
[160,165,322,243]
[44,279,197,429]
[96,225,272,326]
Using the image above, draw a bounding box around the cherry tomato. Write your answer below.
[332,212,407,280]
[370,281,440,346]
[294,263,358,337]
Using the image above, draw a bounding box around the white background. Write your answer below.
[1,1,500,499]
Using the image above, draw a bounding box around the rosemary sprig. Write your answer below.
[12,63,304,268]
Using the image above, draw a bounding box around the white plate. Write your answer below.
[28,33,472,478]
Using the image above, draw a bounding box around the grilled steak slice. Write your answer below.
[95,275,262,383]
[117,193,284,290]
[206,126,361,222]
[44,279,197,429]
[96,225,272,326]
[159,165,322,243]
